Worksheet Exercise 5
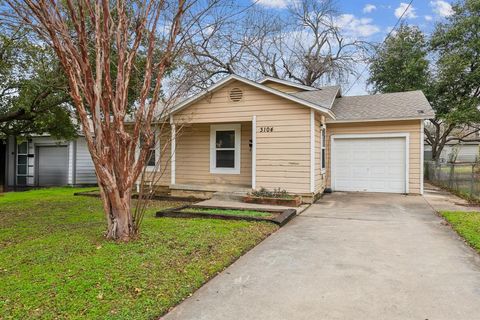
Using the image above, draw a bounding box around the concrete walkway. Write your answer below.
[193,198,310,214]
[423,182,480,212]
[162,193,480,320]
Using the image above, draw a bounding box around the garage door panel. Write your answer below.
[353,153,369,161]
[333,137,406,193]
[370,167,387,176]
[371,151,387,161]
[38,146,68,186]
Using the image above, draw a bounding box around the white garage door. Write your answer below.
[332,136,407,193]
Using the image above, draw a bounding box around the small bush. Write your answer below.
[249,187,294,199]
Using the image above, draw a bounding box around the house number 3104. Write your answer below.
[259,127,274,133]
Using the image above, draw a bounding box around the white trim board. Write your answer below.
[320,124,326,174]
[170,115,176,185]
[252,116,257,189]
[210,123,241,174]
[420,120,425,195]
[330,132,410,194]
[310,109,315,193]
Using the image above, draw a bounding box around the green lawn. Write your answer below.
[181,207,273,218]
[440,211,480,252]
[0,188,278,319]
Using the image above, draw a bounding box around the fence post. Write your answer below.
[470,164,475,198]
[449,164,454,189]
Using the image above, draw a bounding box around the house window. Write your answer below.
[321,126,326,172]
[210,124,241,174]
[17,141,28,185]
[140,135,157,168]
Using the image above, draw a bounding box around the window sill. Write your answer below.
[210,168,240,175]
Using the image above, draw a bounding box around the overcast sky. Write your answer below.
[242,0,455,96]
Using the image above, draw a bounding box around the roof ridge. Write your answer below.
[342,90,423,98]
[258,76,317,91]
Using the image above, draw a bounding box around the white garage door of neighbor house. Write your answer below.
[332,137,407,193]
[38,146,69,186]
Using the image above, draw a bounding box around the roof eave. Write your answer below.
[326,116,434,123]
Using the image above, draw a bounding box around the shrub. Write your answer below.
[249,187,294,199]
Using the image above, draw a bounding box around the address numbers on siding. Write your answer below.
[259,127,274,133]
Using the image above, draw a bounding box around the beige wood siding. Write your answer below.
[174,80,315,194]
[262,81,304,93]
[175,122,252,186]
[326,120,422,194]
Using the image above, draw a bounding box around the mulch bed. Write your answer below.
[156,205,296,227]
[73,190,201,202]
[243,195,302,207]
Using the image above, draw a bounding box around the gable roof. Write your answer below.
[258,76,317,92]
[171,74,336,118]
[290,86,341,110]
[170,75,435,123]
[330,90,435,122]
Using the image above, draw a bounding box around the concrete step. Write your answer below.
[211,191,248,201]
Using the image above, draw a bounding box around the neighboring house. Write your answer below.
[424,123,480,163]
[425,142,480,163]
[0,135,96,191]
[145,75,434,203]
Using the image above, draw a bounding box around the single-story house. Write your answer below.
[146,75,434,203]
[0,135,96,191]
[0,75,434,200]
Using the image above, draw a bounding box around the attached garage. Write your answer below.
[37,145,69,186]
[327,120,424,195]
[331,134,408,193]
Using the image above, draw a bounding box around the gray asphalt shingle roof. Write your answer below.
[290,86,340,109]
[331,90,435,121]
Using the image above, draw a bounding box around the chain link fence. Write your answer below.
[425,161,480,201]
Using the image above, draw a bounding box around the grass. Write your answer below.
[0,187,278,319]
[181,207,273,218]
[438,165,474,174]
[440,211,480,252]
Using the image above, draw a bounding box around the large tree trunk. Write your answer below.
[100,184,134,241]
[7,0,187,241]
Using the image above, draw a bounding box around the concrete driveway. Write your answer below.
[162,193,480,320]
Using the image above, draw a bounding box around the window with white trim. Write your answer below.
[17,141,29,185]
[210,124,241,174]
[139,134,158,168]
[321,125,326,172]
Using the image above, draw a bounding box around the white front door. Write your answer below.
[332,136,407,193]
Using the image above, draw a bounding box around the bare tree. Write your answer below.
[277,0,370,86]
[425,121,480,161]
[175,1,260,90]
[2,0,191,241]
[180,0,371,88]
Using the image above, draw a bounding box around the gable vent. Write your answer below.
[229,87,243,102]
